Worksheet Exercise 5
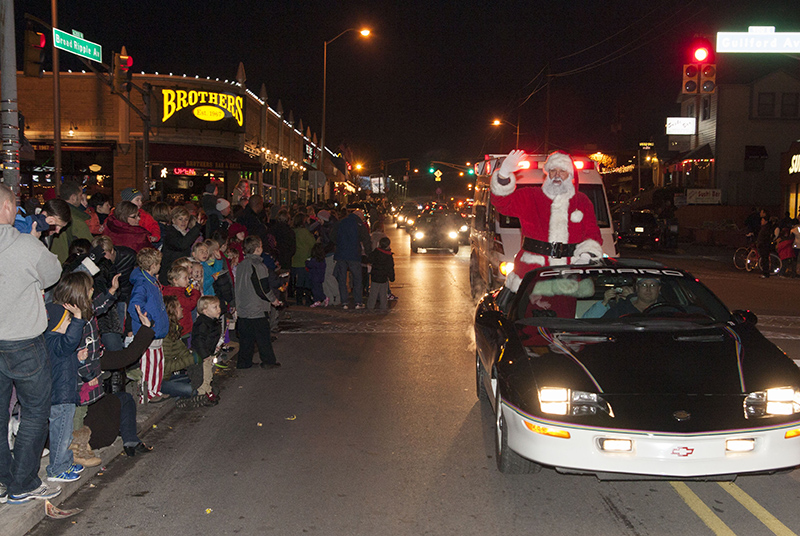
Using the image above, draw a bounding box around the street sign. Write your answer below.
[52,28,102,62]
[717,26,800,53]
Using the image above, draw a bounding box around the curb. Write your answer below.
[0,399,175,536]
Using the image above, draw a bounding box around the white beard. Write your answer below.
[542,177,574,199]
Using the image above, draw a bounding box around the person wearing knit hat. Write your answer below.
[490,149,603,292]
[120,188,142,203]
[316,210,330,222]
[216,199,231,214]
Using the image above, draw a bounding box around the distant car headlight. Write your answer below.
[414,231,424,239]
[745,387,800,418]
[459,225,468,232]
[407,219,415,226]
[499,261,514,276]
[397,216,405,222]
[539,387,614,417]
[448,231,458,239]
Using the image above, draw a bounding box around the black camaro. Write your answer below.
[474,258,800,479]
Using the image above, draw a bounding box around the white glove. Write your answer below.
[497,149,526,179]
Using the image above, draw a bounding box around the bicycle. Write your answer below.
[733,245,781,274]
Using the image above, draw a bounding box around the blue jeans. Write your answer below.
[116,392,141,447]
[160,374,194,399]
[0,336,52,495]
[334,259,363,306]
[46,404,75,477]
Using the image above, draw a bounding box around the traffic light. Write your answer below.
[682,64,699,94]
[112,52,133,93]
[429,167,435,173]
[23,27,45,77]
[690,37,715,64]
[700,64,716,94]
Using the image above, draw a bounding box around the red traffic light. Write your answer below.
[119,55,133,71]
[694,46,710,62]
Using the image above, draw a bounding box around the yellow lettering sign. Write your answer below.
[160,88,245,127]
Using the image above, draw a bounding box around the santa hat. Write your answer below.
[216,199,230,212]
[228,222,247,238]
[543,152,575,180]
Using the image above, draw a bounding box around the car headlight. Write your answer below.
[397,216,405,222]
[499,261,514,276]
[407,219,415,226]
[745,387,800,418]
[414,231,424,239]
[539,387,614,417]
[448,231,458,239]
[460,225,468,232]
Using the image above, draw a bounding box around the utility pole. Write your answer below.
[51,0,61,194]
[0,0,20,193]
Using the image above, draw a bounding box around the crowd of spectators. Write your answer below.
[0,179,395,505]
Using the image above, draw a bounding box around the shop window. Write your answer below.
[757,93,775,117]
[781,93,799,118]
[744,145,767,172]
[702,97,711,120]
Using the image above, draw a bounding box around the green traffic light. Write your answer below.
[468,169,474,175]
[429,167,435,173]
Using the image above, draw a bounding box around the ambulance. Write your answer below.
[469,153,617,297]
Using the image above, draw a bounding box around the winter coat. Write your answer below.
[163,326,197,376]
[332,213,370,262]
[103,213,151,252]
[191,314,222,360]
[292,227,316,268]
[138,209,161,243]
[777,235,795,260]
[236,206,267,240]
[50,203,94,263]
[270,220,296,270]
[161,285,201,336]
[44,303,87,406]
[368,248,395,284]
[202,257,225,296]
[159,223,202,284]
[110,246,136,304]
[235,254,276,318]
[128,268,169,339]
[306,258,326,285]
[76,315,104,406]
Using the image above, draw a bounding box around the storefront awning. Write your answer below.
[150,143,262,172]
[679,143,715,161]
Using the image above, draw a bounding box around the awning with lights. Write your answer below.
[150,143,262,172]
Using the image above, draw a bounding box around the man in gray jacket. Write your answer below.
[0,185,63,504]
[234,235,281,369]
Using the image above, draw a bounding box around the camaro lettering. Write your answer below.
[538,268,686,278]
[162,89,244,126]
[671,447,694,457]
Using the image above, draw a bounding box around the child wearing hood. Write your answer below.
[367,237,394,311]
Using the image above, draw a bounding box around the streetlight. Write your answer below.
[492,118,520,149]
[320,28,371,183]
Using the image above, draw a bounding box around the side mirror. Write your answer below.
[732,309,758,325]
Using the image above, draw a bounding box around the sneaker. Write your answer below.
[355,303,366,310]
[204,392,220,406]
[388,293,398,301]
[176,394,208,409]
[69,463,85,474]
[47,470,81,483]
[7,484,61,504]
[323,297,329,306]
[148,394,171,404]
[342,304,350,310]
[0,483,7,504]
[310,301,322,308]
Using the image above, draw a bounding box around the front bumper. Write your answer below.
[503,401,800,478]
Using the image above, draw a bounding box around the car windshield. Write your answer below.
[513,266,731,329]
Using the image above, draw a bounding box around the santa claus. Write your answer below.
[491,149,603,292]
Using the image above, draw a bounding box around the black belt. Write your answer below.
[523,237,577,259]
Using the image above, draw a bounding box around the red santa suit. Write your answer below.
[491,151,603,292]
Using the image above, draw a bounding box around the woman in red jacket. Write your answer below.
[103,201,151,252]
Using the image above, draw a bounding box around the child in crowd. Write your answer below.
[14,198,71,237]
[226,223,247,265]
[202,239,226,297]
[209,234,235,311]
[44,273,90,483]
[128,248,170,403]
[161,296,205,405]
[190,241,211,294]
[307,243,328,307]
[367,237,395,311]
[161,264,201,340]
[191,296,224,405]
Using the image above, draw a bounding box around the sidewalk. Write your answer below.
[1,396,175,536]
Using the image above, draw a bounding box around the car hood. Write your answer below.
[517,324,800,396]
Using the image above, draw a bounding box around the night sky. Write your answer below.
[17,0,800,174]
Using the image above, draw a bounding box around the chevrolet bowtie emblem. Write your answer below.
[673,410,691,421]
[672,447,695,457]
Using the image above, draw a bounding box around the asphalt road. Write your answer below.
[29,230,800,536]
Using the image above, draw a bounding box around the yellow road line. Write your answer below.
[718,482,798,536]
[670,481,737,536]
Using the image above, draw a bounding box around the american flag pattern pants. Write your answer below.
[140,342,164,403]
